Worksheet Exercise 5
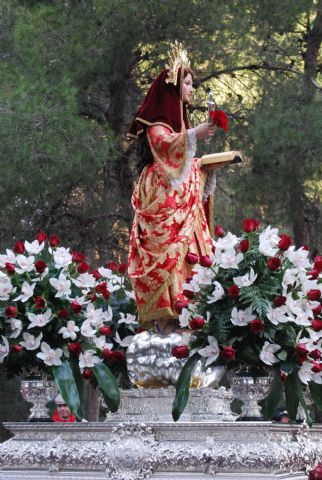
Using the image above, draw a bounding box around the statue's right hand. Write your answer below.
[195,122,215,140]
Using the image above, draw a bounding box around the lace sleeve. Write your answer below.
[203,168,217,201]
[170,128,197,189]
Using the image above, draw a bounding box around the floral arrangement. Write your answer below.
[172,220,322,421]
[0,232,137,418]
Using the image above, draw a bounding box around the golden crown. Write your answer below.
[165,41,190,86]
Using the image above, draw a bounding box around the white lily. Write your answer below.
[72,273,96,289]
[7,318,23,338]
[118,313,137,326]
[58,320,80,340]
[0,272,15,300]
[20,332,43,350]
[24,240,45,255]
[14,281,36,302]
[36,342,63,366]
[79,350,100,370]
[198,336,220,367]
[231,306,256,326]
[0,336,9,363]
[27,309,52,329]
[0,249,16,268]
[285,246,311,270]
[15,254,35,274]
[53,247,73,269]
[93,336,113,351]
[49,272,72,298]
[84,303,104,327]
[207,281,225,303]
[80,320,96,338]
[233,268,257,288]
[114,331,134,348]
[259,341,281,365]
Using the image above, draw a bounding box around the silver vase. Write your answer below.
[20,371,57,420]
[229,366,274,421]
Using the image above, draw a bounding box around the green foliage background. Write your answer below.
[0,0,321,431]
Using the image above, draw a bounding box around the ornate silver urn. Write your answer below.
[20,371,57,420]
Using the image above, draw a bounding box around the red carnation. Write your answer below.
[209,110,228,131]
[58,309,69,319]
[82,368,93,379]
[296,343,309,364]
[107,261,118,272]
[249,319,264,335]
[183,289,194,299]
[312,318,322,331]
[239,239,249,253]
[70,301,82,314]
[14,241,25,254]
[242,218,260,233]
[185,252,199,265]
[5,306,17,317]
[171,345,189,359]
[35,259,47,274]
[72,251,85,263]
[10,344,23,353]
[267,257,281,271]
[189,317,205,330]
[273,296,286,307]
[49,235,60,247]
[307,289,321,302]
[5,262,15,274]
[118,263,127,274]
[221,346,236,361]
[68,342,82,356]
[200,255,212,268]
[99,325,113,336]
[174,300,187,314]
[214,224,225,237]
[36,231,47,243]
[34,296,46,309]
[77,262,89,274]
[314,256,322,273]
[278,234,292,251]
[91,269,101,280]
[228,285,240,300]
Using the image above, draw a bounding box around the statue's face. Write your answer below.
[182,73,193,104]
[57,403,71,419]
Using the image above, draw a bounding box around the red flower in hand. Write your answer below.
[209,110,228,131]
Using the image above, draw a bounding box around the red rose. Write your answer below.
[102,348,114,361]
[34,296,46,309]
[309,463,322,480]
[183,289,194,299]
[77,262,89,274]
[312,304,322,316]
[5,306,17,317]
[214,224,225,237]
[249,319,264,334]
[118,263,127,274]
[309,349,321,361]
[82,368,93,379]
[278,234,292,251]
[185,252,199,265]
[312,318,322,331]
[242,218,260,233]
[70,301,82,314]
[296,343,309,363]
[96,282,107,293]
[14,241,25,254]
[303,245,310,251]
[209,110,228,131]
[5,262,15,274]
[68,342,82,356]
[35,259,47,274]
[107,261,118,272]
[58,309,69,318]
[307,289,321,301]
[87,293,98,302]
[200,255,212,268]
[72,251,85,263]
[308,269,319,279]
[136,327,146,334]
[312,361,322,373]
[267,257,281,271]
[228,285,239,300]
[91,269,101,280]
[280,370,287,382]
[239,239,249,253]
[49,235,60,247]
[10,344,23,353]
[174,300,187,314]
[273,296,286,307]
[171,345,189,359]
[36,231,47,243]
[314,255,322,273]
[221,346,236,361]
[111,351,125,362]
[99,325,113,336]
[189,317,205,330]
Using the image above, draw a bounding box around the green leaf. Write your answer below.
[309,382,322,413]
[277,350,287,361]
[93,361,120,413]
[172,353,200,422]
[285,371,311,425]
[51,360,83,420]
[261,369,282,419]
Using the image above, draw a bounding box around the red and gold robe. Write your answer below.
[128,125,213,327]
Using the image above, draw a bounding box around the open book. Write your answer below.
[200,151,242,166]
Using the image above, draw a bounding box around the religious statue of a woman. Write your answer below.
[128,43,224,335]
